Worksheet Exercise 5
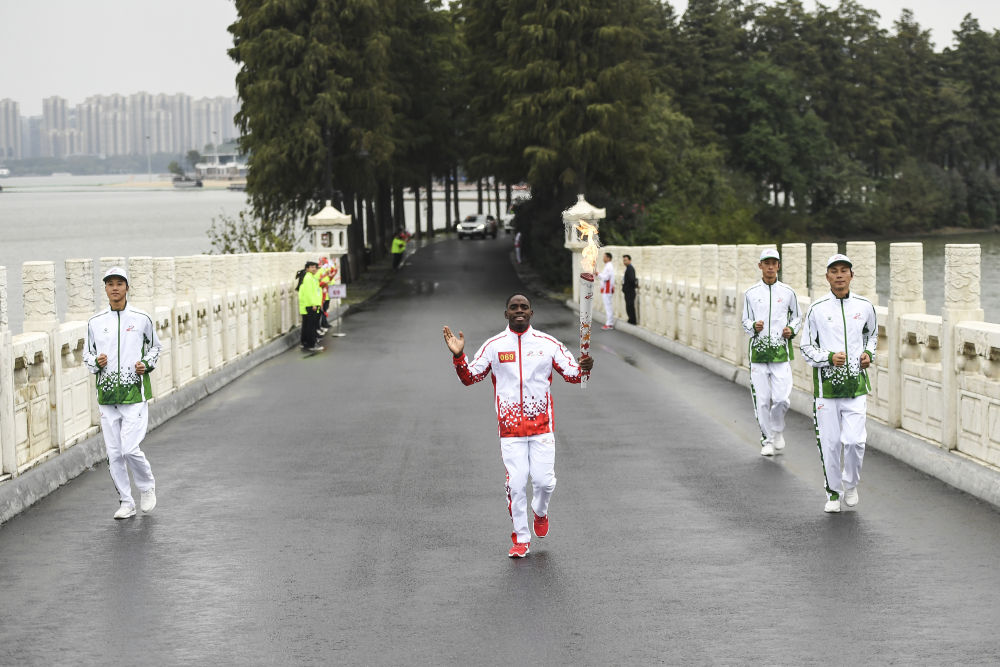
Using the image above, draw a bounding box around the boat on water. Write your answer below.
[172,175,203,189]
[0,167,10,177]
[226,182,247,191]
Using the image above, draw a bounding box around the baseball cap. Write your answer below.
[759,248,780,261]
[826,253,852,268]
[102,266,129,284]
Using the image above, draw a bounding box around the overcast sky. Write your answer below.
[2,0,999,117]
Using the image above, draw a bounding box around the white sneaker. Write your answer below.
[140,487,157,513]
[772,433,785,451]
[844,487,859,507]
[114,502,136,520]
[760,442,775,457]
[307,345,324,352]
[824,498,841,513]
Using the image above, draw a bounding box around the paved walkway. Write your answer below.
[1,235,1000,665]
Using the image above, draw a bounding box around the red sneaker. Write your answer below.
[533,511,549,538]
[508,541,530,558]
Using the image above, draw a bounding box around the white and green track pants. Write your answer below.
[99,402,155,507]
[501,433,556,545]
[813,395,867,499]
[749,362,792,444]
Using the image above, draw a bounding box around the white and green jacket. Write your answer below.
[83,304,160,405]
[742,280,801,363]
[800,291,877,398]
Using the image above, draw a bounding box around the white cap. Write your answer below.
[102,266,129,284]
[759,248,780,261]
[826,253,852,269]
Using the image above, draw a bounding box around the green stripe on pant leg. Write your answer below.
[749,362,767,445]
[813,401,837,499]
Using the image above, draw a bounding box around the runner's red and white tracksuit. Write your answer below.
[598,260,615,326]
[453,326,585,544]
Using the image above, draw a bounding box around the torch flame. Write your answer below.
[576,221,600,275]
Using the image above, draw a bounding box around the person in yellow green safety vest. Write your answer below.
[391,230,408,269]
[296,260,323,352]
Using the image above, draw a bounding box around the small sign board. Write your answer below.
[328,284,347,299]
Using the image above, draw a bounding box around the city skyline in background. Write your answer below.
[0,92,239,161]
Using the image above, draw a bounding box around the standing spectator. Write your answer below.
[622,254,639,325]
[297,261,323,352]
[442,294,594,557]
[391,231,408,270]
[317,257,334,333]
[742,249,801,457]
[800,254,877,513]
[598,252,615,330]
[83,267,159,520]
[513,230,523,264]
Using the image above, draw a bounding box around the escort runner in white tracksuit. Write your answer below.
[598,253,615,329]
[84,267,160,519]
[443,294,593,557]
[742,249,801,456]
[800,254,877,513]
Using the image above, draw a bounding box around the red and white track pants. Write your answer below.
[501,433,556,544]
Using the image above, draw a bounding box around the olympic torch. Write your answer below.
[576,221,600,388]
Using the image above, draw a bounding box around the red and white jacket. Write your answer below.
[598,261,615,294]
[453,326,585,437]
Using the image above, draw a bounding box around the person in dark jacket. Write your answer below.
[622,254,638,325]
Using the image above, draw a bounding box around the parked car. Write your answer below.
[457,214,498,239]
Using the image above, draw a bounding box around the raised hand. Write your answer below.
[443,326,465,358]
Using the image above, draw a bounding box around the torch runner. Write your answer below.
[576,221,600,388]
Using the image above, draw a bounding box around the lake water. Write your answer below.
[1,174,997,332]
[0,174,484,333]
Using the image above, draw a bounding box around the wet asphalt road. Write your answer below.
[2,235,1000,666]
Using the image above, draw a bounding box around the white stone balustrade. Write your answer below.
[0,252,310,480]
[591,241,1000,472]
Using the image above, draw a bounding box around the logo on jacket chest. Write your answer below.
[498,351,516,363]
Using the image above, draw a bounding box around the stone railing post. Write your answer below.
[128,257,155,314]
[700,244,719,355]
[780,244,807,296]
[941,244,984,450]
[153,257,177,395]
[64,259,95,322]
[887,243,926,428]
[22,261,63,452]
[810,243,838,301]
[718,245,739,364]
[845,241,877,305]
[736,245,759,367]
[0,267,15,476]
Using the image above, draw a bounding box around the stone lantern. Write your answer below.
[306,200,352,261]
[562,194,606,303]
[306,201,352,335]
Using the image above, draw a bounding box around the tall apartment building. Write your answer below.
[41,96,70,158]
[0,98,22,160]
[6,92,239,159]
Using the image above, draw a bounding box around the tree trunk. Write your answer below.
[506,183,512,212]
[494,179,501,218]
[426,170,435,236]
[393,184,405,236]
[452,165,460,222]
[413,186,422,239]
[365,198,377,259]
[444,171,452,232]
[477,178,483,213]
[373,178,390,257]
